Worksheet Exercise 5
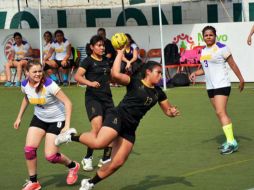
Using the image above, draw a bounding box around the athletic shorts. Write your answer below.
[30,115,65,135]
[85,96,114,121]
[55,60,70,69]
[207,86,231,98]
[103,108,136,144]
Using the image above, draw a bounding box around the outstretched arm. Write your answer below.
[159,100,180,117]
[14,96,29,129]
[227,55,245,92]
[111,49,130,86]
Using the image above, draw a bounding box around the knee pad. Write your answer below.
[46,153,61,164]
[24,146,37,160]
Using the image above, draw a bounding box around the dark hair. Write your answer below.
[85,35,104,56]
[54,29,64,37]
[13,32,22,39]
[202,26,217,36]
[97,28,106,33]
[25,61,46,93]
[44,31,53,39]
[125,33,136,44]
[140,61,162,79]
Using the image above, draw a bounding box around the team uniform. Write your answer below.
[103,77,167,143]
[12,41,31,61]
[200,42,232,98]
[43,42,55,60]
[51,38,72,68]
[79,56,114,121]
[21,77,65,135]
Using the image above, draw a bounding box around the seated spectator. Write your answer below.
[42,31,55,65]
[121,33,142,76]
[97,28,116,67]
[4,32,33,87]
[43,30,72,86]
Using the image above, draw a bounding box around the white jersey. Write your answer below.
[21,78,65,123]
[200,42,231,90]
[43,42,55,60]
[51,39,70,61]
[11,41,31,60]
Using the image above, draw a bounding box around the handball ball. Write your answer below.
[111,33,128,49]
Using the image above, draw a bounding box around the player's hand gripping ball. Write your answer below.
[111,33,128,49]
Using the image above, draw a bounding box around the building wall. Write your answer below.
[1,0,254,29]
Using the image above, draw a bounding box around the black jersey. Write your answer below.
[80,56,112,97]
[117,77,167,130]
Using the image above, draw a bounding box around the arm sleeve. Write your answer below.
[47,80,61,96]
[156,86,167,103]
[222,45,231,60]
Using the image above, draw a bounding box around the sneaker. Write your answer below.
[4,81,13,87]
[63,80,68,86]
[15,81,21,87]
[22,180,41,190]
[79,179,94,190]
[66,161,80,185]
[220,140,238,155]
[81,157,93,171]
[97,158,111,168]
[55,128,77,146]
[218,141,227,150]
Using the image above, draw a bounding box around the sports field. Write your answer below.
[0,84,253,190]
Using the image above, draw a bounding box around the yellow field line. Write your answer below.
[181,158,254,177]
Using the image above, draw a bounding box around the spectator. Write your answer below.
[4,32,33,87]
[43,30,72,86]
[97,28,116,66]
[42,31,55,65]
[121,33,142,76]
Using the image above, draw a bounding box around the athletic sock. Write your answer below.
[102,147,112,161]
[85,148,94,159]
[67,161,76,169]
[30,174,37,183]
[49,74,58,81]
[222,123,235,143]
[71,134,80,142]
[62,73,68,81]
[88,173,102,185]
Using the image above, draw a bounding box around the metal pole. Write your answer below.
[121,0,126,26]
[38,0,43,64]
[158,0,167,90]
[17,0,22,28]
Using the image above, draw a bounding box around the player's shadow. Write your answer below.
[202,134,252,145]
[39,172,89,188]
[120,175,193,190]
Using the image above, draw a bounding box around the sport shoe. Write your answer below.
[22,180,41,190]
[63,80,68,86]
[81,157,93,171]
[66,161,80,185]
[4,81,13,87]
[79,179,94,190]
[218,141,227,150]
[220,140,238,155]
[97,158,111,168]
[15,81,21,87]
[55,128,77,146]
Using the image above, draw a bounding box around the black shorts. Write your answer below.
[85,96,114,121]
[55,60,71,69]
[207,86,231,98]
[103,108,136,144]
[30,115,65,135]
